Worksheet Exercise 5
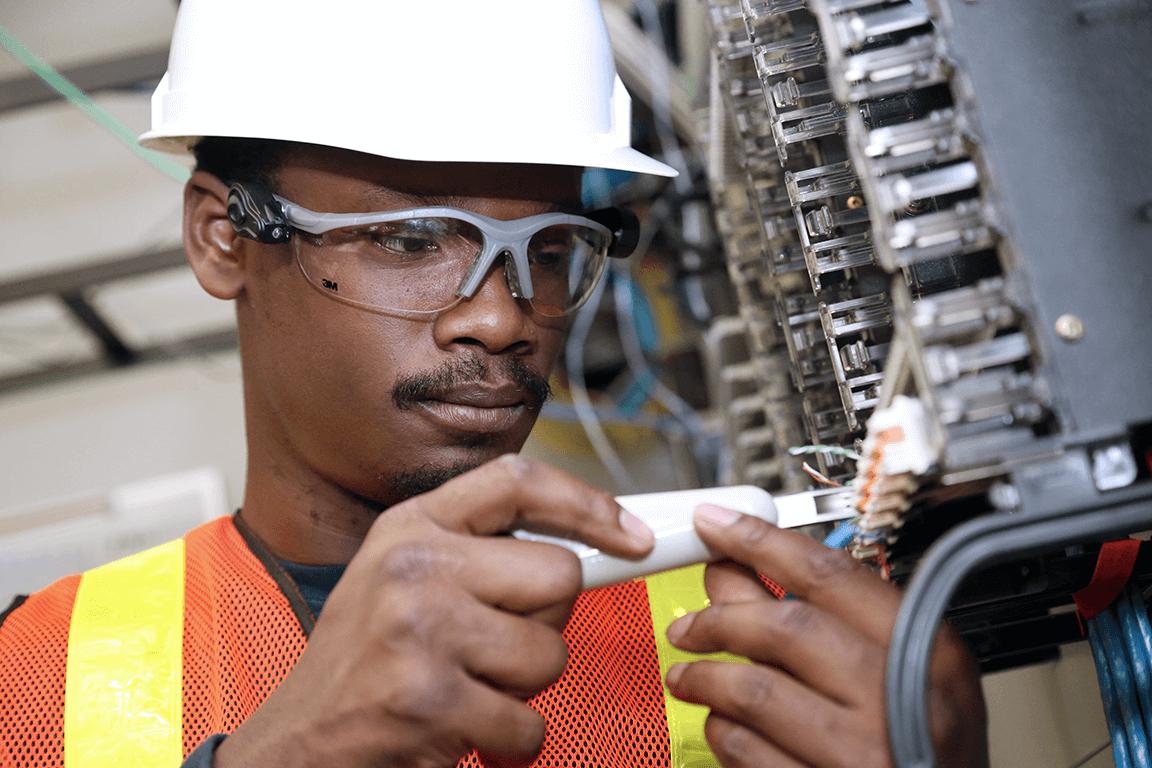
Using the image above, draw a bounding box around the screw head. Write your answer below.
[1137,201,1152,224]
[846,195,865,209]
[988,481,1021,512]
[1055,314,1085,342]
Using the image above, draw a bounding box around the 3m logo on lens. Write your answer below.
[322,279,338,291]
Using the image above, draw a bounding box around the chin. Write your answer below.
[362,421,533,507]
[382,457,489,503]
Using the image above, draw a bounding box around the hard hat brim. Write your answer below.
[139,129,678,179]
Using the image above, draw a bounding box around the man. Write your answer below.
[0,1,988,766]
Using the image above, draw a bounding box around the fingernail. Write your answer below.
[666,612,696,645]
[695,503,741,527]
[620,509,655,546]
[666,662,687,688]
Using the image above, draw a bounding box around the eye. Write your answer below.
[377,235,436,254]
[530,239,570,268]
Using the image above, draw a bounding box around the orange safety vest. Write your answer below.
[0,516,729,767]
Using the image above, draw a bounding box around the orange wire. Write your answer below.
[803,461,843,487]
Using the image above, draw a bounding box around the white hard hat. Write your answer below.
[139,0,677,178]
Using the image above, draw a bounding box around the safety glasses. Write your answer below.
[226,182,638,317]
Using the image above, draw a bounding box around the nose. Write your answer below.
[433,253,535,354]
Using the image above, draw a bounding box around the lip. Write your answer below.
[412,384,535,433]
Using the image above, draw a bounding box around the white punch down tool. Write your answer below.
[514,486,856,590]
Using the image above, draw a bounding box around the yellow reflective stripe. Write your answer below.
[65,539,185,767]
[646,564,745,768]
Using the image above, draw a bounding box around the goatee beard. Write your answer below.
[381,355,551,503]
[384,459,487,502]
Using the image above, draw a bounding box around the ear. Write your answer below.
[183,170,248,300]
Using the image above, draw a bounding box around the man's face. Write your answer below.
[236,145,581,510]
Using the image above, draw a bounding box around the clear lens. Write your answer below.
[293,214,610,316]
[295,218,484,314]
[526,224,611,317]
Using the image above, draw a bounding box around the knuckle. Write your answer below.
[729,667,779,719]
[377,541,454,583]
[773,599,820,637]
[690,605,726,643]
[567,486,619,536]
[379,586,443,642]
[383,660,462,722]
[796,546,860,592]
[731,513,772,546]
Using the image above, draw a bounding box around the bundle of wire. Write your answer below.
[1086,584,1152,768]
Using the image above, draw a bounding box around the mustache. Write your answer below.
[392,356,553,410]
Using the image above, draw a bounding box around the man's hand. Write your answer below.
[663,504,990,768]
[214,455,654,768]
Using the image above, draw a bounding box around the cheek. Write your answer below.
[244,268,429,461]
[535,318,568,369]
[285,311,422,429]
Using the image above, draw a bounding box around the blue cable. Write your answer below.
[1096,609,1152,767]
[1118,586,1152,747]
[1128,587,1152,669]
[1088,617,1135,768]
[1127,586,1152,743]
[775,517,862,601]
[823,519,861,549]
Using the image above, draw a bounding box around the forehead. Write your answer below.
[276,143,584,215]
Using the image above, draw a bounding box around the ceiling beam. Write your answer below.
[59,291,137,367]
[0,328,238,396]
[0,244,228,397]
[0,46,168,114]
[0,247,187,305]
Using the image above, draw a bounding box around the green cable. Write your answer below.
[0,24,190,183]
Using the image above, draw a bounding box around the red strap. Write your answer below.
[1072,539,1141,620]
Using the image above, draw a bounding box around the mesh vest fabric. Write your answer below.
[0,516,674,767]
[180,517,311,756]
[0,573,79,767]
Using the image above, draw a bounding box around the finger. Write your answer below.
[668,660,882,768]
[703,714,807,768]
[456,535,585,615]
[450,674,549,760]
[365,653,547,761]
[391,455,654,556]
[694,504,902,645]
[456,602,570,698]
[666,599,886,707]
[703,560,778,605]
[347,522,583,651]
